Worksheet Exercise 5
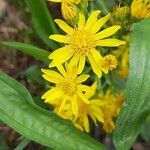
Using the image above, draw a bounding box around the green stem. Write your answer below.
[95,0,109,15]
[14,138,30,150]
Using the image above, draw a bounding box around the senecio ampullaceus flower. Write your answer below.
[49,11,125,77]
[41,0,150,134]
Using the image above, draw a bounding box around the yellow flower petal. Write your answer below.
[87,53,102,78]
[41,88,58,99]
[45,90,63,103]
[96,39,126,47]
[49,34,69,43]
[49,61,59,68]
[93,111,104,123]
[67,64,78,80]
[41,69,64,83]
[94,25,121,40]
[91,13,111,34]
[58,96,67,112]
[49,47,73,64]
[90,99,104,106]
[78,92,90,104]
[103,119,115,133]
[72,94,78,116]
[91,48,103,64]
[78,12,85,29]
[84,82,97,98]
[89,114,97,126]
[78,85,90,92]
[54,19,74,34]
[57,64,67,77]
[83,116,89,132]
[68,55,80,70]
[74,0,81,4]
[85,10,101,29]
[48,0,61,2]
[90,106,104,123]
[74,123,84,131]
[75,74,89,83]
[77,55,86,74]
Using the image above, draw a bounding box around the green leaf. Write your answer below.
[26,0,59,50]
[140,115,150,142]
[0,72,106,150]
[1,41,49,62]
[113,19,150,150]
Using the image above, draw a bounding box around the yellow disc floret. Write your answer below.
[59,79,77,95]
[69,29,95,55]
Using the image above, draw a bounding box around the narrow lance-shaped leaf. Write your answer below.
[26,0,59,50]
[0,72,106,150]
[113,19,150,150]
[1,41,49,63]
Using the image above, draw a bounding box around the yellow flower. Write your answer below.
[41,63,90,116]
[103,118,115,133]
[114,5,129,21]
[114,47,129,78]
[99,90,124,133]
[102,55,118,74]
[113,35,130,78]
[61,3,78,20]
[54,82,104,132]
[48,0,80,20]
[131,0,150,19]
[54,100,74,120]
[73,82,104,132]
[118,51,129,78]
[49,11,125,77]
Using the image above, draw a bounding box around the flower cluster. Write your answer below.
[111,0,150,79]
[41,1,131,133]
[114,0,150,22]
[42,64,124,132]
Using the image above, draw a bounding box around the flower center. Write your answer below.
[69,29,95,55]
[59,79,77,95]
